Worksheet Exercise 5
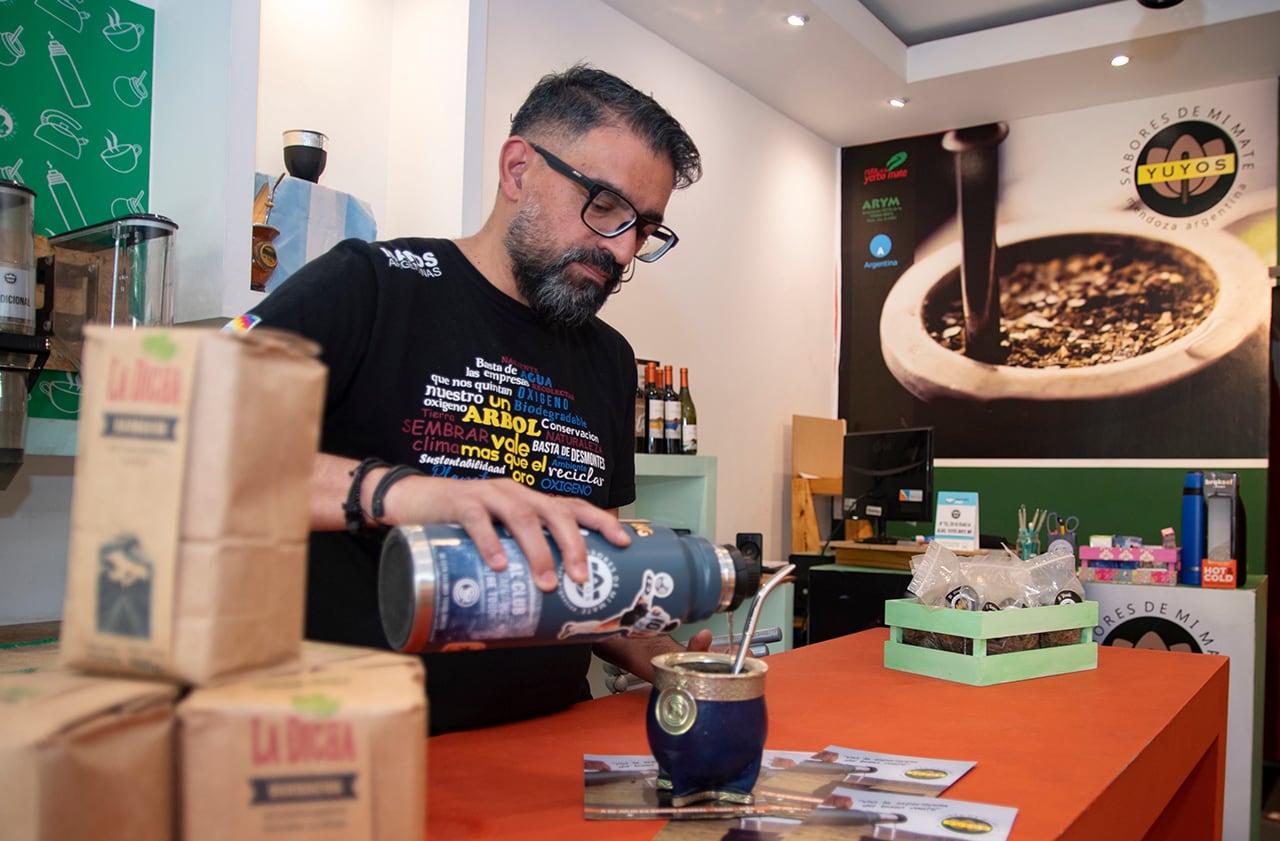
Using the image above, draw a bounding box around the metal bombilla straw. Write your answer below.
[732,563,796,675]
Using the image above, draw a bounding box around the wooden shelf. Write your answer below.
[790,474,842,553]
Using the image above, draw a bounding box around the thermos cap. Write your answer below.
[1184,471,1204,490]
[730,546,762,611]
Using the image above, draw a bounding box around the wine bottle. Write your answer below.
[634,362,646,454]
[679,366,697,455]
[646,362,665,454]
[663,364,680,454]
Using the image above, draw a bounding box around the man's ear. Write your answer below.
[499,137,530,200]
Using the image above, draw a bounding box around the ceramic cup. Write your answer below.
[646,651,768,808]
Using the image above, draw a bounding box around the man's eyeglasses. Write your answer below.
[530,143,678,263]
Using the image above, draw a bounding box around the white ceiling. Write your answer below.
[598,0,1280,147]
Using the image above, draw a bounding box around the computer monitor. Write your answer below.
[842,426,934,544]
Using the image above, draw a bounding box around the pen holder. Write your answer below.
[1045,530,1077,558]
[1017,529,1040,561]
[646,651,768,808]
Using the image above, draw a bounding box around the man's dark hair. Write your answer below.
[510,64,702,190]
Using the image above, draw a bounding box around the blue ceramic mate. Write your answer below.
[646,651,768,807]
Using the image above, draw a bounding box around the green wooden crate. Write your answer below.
[883,598,1099,686]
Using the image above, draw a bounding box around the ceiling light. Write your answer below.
[1111,54,1130,67]
[888,98,908,108]
[785,14,808,27]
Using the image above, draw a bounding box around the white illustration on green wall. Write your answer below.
[0,0,154,235]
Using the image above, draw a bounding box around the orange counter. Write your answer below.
[426,628,1228,840]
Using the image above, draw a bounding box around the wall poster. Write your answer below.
[839,79,1276,461]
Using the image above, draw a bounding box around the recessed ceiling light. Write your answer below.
[889,97,908,108]
[785,14,808,27]
[1111,54,1130,67]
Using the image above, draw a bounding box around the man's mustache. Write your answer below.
[558,247,623,285]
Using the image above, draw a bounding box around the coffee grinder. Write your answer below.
[46,213,179,370]
[0,179,51,489]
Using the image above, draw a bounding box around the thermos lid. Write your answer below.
[730,544,762,610]
[1184,471,1204,489]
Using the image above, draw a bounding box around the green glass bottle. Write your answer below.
[679,367,697,455]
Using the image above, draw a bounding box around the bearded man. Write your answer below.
[239,64,704,734]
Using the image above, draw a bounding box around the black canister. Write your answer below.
[378,522,761,652]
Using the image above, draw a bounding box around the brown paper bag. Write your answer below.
[178,650,426,841]
[0,669,179,841]
[60,325,327,685]
[0,638,61,674]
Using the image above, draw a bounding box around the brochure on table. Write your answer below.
[584,744,1015,839]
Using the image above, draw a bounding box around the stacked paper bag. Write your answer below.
[60,326,327,683]
[0,669,179,841]
[4,326,428,840]
[179,645,425,841]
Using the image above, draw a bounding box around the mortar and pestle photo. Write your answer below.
[873,123,1270,458]
[881,122,1269,403]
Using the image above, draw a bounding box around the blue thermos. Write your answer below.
[1179,471,1205,586]
[377,522,760,652]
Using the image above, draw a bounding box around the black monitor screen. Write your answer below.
[842,426,934,543]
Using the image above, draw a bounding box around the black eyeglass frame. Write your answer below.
[529,142,678,263]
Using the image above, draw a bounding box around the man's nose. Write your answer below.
[597,230,637,267]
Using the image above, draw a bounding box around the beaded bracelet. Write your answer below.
[343,457,389,534]
[370,464,423,525]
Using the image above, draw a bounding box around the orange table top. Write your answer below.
[425,628,1228,840]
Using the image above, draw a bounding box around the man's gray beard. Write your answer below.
[505,205,621,328]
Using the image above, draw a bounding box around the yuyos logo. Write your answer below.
[1133,120,1237,218]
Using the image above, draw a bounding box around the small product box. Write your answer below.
[177,645,426,841]
[883,598,1098,686]
[1077,545,1178,586]
[60,326,327,685]
[1078,545,1179,564]
[0,669,179,841]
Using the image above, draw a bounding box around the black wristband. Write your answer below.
[370,464,423,525]
[343,457,388,534]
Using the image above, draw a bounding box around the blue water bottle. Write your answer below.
[1179,471,1205,586]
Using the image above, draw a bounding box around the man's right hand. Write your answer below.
[312,454,631,592]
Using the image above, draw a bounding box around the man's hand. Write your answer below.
[312,454,631,591]
[594,628,717,686]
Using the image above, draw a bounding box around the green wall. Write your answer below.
[3,0,155,235]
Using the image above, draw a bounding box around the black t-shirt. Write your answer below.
[247,237,637,733]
